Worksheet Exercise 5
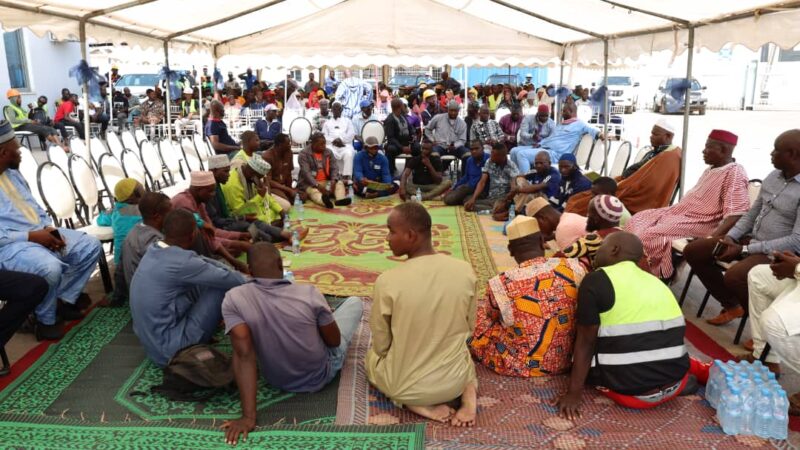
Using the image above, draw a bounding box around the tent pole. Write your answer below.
[557,47,565,124]
[197,63,203,139]
[603,39,609,172]
[78,21,91,150]
[164,40,172,142]
[680,27,695,198]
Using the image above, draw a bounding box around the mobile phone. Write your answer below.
[711,242,724,258]
[49,229,62,240]
[49,229,67,256]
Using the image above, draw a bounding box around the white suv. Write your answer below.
[595,76,639,114]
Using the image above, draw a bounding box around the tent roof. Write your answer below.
[1,0,799,66]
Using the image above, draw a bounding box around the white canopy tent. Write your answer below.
[2,0,799,193]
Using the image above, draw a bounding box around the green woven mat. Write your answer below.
[0,416,425,449]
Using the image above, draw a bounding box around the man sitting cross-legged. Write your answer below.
[221,243,364,445]
[297,132,351,209]
[367,202,478,427]
[512,150,560,214]
[352,136,398,198]
[444,140,490,206]
[120,192,172,295]
[470,215,586,377]
[464,143,520,222]
[130,208,248,368]
[556,232,707,418]
[399,143,452,201]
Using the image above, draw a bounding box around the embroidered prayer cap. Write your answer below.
[537,104,549,113]
[0,120,14,144]
[207,155,230,170]
[364,136,380,147]
[591,195,624,223]
[190,171,216,187]
[422,89,436,100]
[525,197,550,217]
[114,178,139,202]
[708,129,738,146]
[248,154,271,176]
[507,215,540,241]
[654,118,676,134]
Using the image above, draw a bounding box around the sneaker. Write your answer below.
[57,300,84,321]
[321,194,334,209]
[35,321,64,341]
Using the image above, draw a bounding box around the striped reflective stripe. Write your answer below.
[597,316,685,338]
[591,345,687,367]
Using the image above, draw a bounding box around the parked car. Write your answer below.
[485,73,522,87]
[388,75,435,91]
[113,73,160,100]
[653,77,707,115]
[594,76,639,114]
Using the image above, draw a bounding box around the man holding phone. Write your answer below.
[0,120,102,340]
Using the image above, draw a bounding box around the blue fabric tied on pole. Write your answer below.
[213,68,224,91]
[666,78,692,113]
[68,60,106,103]
[159,65,181,100]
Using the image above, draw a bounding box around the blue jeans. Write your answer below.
[325,297,364,382]
[432,145,468,160]
[0,228,101,325]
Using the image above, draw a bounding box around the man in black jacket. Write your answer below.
[383,98,420,176]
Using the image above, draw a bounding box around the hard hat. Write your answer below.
[422,89,436,100]
[111,64,119,70]
[6,88,20,99]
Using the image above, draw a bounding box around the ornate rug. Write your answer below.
[290,199,496,297]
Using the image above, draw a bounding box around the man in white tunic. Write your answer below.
[321,102,356,178]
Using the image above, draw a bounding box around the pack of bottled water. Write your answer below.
[706,359,787,439]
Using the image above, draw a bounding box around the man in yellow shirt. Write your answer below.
[367,202,478,427]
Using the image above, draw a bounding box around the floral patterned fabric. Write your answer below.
[469,257,586,377]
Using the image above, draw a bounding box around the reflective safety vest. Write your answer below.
[180,99,197,116]
[6,103,28,128]
[593,261,689,395]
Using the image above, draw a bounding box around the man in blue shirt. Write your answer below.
[238,68,257,91]
[254,104,282,149]
[352,136,397,198]
[513,104,601,171]
[554,153,591,211]
[512,150,561,214]
[205,100,239,155]
[444,140,489,206]
[130,208,247,368]
[510,104,556,173]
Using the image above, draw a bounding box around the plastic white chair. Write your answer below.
[573,134,594,168]
[608,141,632,178]
[134,128,148,145]
[181,137,203,171]
[494,107,510,122]
[577,104,593,123]
[289,117,313,147]
[89,136,109,168]
[67,155,101,223]
[17,145,42,206]
[98,154,125,205]
[192,133,213,160]
[281,110,301,134]
[105,133,125,159]
[633,145,651,164]
[139,140,165,188]
[69,137,91,164]
[120,149,147,186]
[586,140,606,173]
[748,179,762,206]
[36,162,76,226]
[47,146,70,172]
[361,120,385,144]
[121,130,139,152]
[157,140,183,184]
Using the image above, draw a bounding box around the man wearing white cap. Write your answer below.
[175,86,201,136]
[321,102,356,177]
[565,119,682,216]
[255,104,282,150]
[470,215,586,378]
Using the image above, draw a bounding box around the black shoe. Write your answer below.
[321,194,334,209]
[57,300,84,321]
[334,197,352,207]
[75,293,92,310]
[35,321,64,341]
[18,315,36,334]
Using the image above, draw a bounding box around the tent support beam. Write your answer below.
[164,40,172,142]
[164,0,287,40]
[78,21,91,153]
[679,26,694,199]
[488,0,605,39]
[602,39,609,170]
[599,1,689,25]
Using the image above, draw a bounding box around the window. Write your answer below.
[4,30,29,90]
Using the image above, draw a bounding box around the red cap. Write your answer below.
[537,104,550,113]
[708,129,738,146]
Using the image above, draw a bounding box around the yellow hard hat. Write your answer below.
[6,88,20,99]
[422,89,436,100]
[111,64,119,70]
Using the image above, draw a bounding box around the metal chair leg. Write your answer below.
[696,291,711,318]
[0,345,10,376]
[759,343,771,362]
[734,313,748,345]
[678,268,694,307]
[98,251,113,294]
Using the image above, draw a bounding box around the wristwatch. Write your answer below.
[794,263,800,280]
[740,245,750,258]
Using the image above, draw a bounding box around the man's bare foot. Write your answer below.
[451,381,477,427]
[407,404,455,423]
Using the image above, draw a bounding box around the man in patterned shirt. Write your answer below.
[470,104,503,146]
[464,143,519,221]
[470,215,586,377]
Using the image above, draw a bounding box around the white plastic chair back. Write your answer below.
[99,154,125,199]
[289,117,313,146]
[192,134,213,159]
[587,140,606,173]
[304,108,320,123]
[748,180,762,206]
[134,128,148,145]
[90,137,108,167]
[609,141,632,178]
[70,137,91,163]
[577,105,593,123]
[37,162,76,222]
[361,120,385,144]
[494,107,510,122]
[139,141,164,184]
[633,146,651,164]
[47,146,70,172]
[121,130,139,152]
[18,145,42,206]
[120,149,147,185]
[205,140,215,158]
[282,110,301,134]
[573,134,593,168]
[105,133,125,159]
[182,138,203,171]
[158,141,182,181]
[68,155,99,211]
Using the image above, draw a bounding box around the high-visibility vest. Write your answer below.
[180,99,197,116]
[6,103,27,128]
[593,261,689,394]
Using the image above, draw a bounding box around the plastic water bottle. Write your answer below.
[416,187,422,203]
[478,209,492,215]
[739,377,755,434]
[291,230,300,256]
[283,220,290,232]
[293,194,304,221]
[771,386,789,440]
[753,387,773,439]
[720,385,743,435]
[706,361,722,408]
[283,270,295,282]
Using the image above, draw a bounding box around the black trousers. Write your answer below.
[0,270,48,346]
[385,142,421,174]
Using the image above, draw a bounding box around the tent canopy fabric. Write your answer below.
[1,0,799,67]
